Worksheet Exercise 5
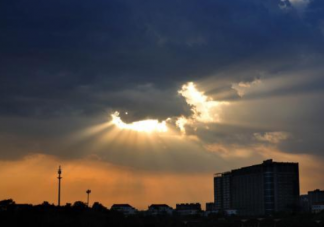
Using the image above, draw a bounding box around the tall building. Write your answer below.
[214,160,300,216]
[214,174,223,210]
[214,172,231,210]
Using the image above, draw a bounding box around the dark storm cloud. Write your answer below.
[305,0,324,30]
[1,0,324,166]
[1,0,323,118]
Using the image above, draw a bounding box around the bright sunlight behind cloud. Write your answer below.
[110,82,230,134]
[111,111,168,133]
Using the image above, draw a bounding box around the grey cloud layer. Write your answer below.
[0,0,324,169]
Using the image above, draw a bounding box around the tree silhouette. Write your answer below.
[0,199,15,210]
[72,201,87,209]
[92,202,107,212]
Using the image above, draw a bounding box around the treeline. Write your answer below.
[0,199,324,227]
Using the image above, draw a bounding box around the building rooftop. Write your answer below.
[111,204,134,208]
[214,159,299,176]
[149,204,172,209]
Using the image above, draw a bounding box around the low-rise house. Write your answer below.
[205,202,237,216]
[205,202,219,215]
[312,204,324,214]
[206,202,218,211]
[111,204,137,215]
[224,209,237,215]
[308,189,324,206]
[176,203,201,215]
[148,204,173,215]
[300,195,310,212]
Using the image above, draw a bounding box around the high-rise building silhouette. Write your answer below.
[58,166,62,206]
[214,160,299,216]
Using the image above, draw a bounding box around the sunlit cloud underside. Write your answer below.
[111,112,168,133]
[110,82,229,134]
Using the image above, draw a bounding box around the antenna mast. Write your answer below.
[58,166,62,206]
[86,189,91,207]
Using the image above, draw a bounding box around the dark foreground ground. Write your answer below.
[1,200,323,227]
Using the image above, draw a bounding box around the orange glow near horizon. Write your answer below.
[0,153,324,210]
[0,154,213,210]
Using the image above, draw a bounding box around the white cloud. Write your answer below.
[178,82,229,123]
[254,131,290,144]
[176,82,229,133]
[231,78,262,97]
[287,0,310,14]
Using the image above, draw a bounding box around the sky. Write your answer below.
[1,0,324,210]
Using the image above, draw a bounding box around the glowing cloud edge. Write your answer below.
[111,112,168,133]
[110,82,230,133]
